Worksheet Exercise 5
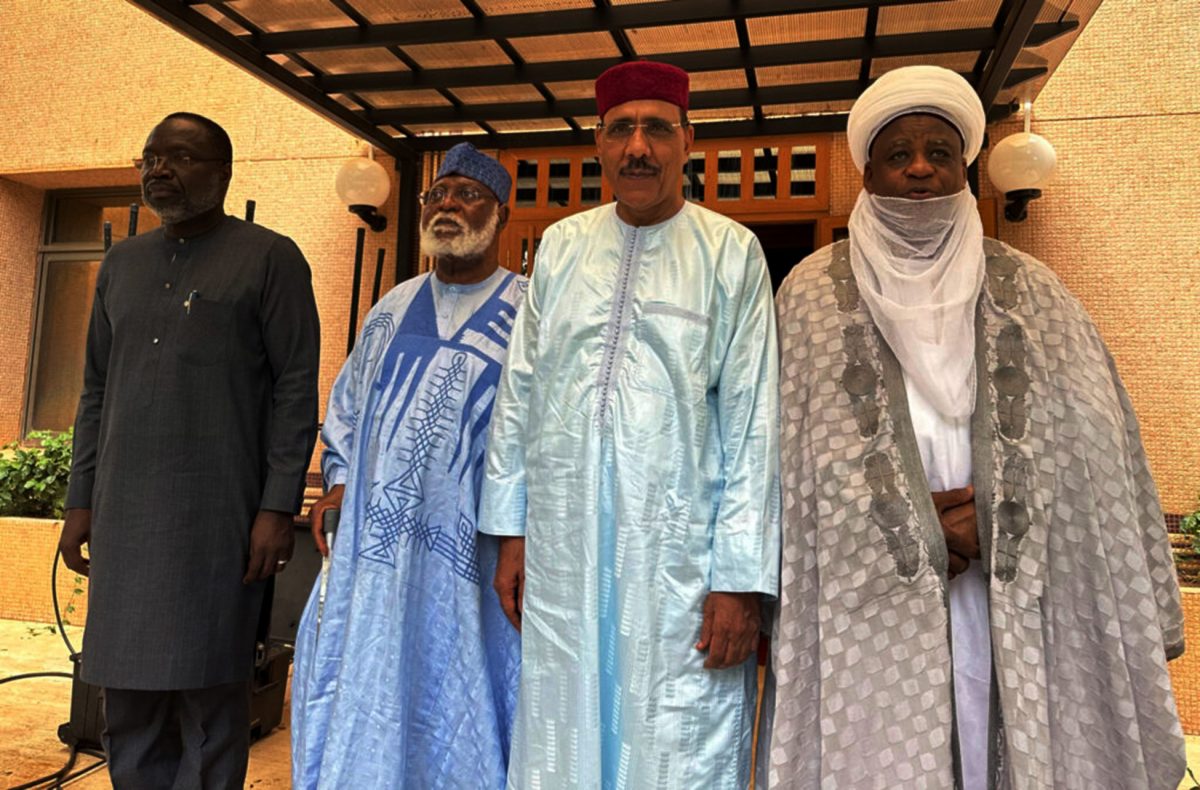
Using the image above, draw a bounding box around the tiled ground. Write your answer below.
[0,619,289,788]
[1,618,1197,788]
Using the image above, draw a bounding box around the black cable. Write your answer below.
[0,671,72,686]
[51,547,79,657]
[5,743,77,790]
[44,751,107,788]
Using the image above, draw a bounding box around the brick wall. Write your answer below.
[1169,588,1200,735]
[988,0,1199,514]
[0,179,44,444]
[0,517,89,626]
[0,0,408,471]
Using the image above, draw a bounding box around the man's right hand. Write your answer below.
[493,536,526,632]
[59,508,92,577]
[308,485,345,557]
[932,485,979,580]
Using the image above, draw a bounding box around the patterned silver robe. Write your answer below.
[760,239,1185,789]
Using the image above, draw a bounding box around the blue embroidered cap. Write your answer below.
[435,143,512,204]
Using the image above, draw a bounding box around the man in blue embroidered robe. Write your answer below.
[291,144,526,789]
[479,62,781,789]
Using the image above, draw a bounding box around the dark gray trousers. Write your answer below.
[102,681,251,790]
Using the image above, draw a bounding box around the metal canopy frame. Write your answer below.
[128,0,1087,157]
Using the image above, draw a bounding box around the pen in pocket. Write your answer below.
[184,290,200,314]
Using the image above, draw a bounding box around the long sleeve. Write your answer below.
[258,237,321,514]
[319,354,359,490]
[1107,348,1185,659]
[711,239,781,596]
[65,262,113,510]
[478,255,545,536]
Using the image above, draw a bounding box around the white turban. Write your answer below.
[846,65,986,173]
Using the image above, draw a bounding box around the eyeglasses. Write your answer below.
[596,119,687,142]
[419,185,493,206]
[133,152,227,172]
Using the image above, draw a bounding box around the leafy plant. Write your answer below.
[1182,493,1200,555]
[0,429,73,518]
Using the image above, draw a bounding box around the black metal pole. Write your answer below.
[347,227,366,356]
[394,154,422,284]
[103,221,112,252]
[371,247,386,306]
[128,204,139,237]
[245,199,256,223]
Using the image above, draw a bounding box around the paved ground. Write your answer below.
[0,619,288,788]
[2,617,1198,788]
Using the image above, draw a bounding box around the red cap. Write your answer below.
[595,61,690,119]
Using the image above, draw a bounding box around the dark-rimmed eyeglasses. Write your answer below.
[133,153,227,172]
[596,119,687,142]
[419,185,493,206]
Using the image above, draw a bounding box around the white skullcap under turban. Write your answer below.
[846,65,986,173]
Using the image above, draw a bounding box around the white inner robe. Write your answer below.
[905,374,992,790]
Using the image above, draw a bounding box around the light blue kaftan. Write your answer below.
[292,268,526,789]
[479,202,780,789]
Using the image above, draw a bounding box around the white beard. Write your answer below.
[420,205,499,260]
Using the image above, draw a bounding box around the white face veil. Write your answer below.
[845,66,988,419]
[848,189,985,418]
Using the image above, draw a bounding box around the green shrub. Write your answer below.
[0,429,73,518]
[1182,494,1200,555]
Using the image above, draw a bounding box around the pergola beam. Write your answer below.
[977,0,1046,107]
[244,0,952,53]
[399,101,1018,152]
[372,68,1044,126]
[318,21,1074,93]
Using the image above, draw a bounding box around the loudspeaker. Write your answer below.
[57,653,104,752]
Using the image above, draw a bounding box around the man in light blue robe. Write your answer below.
[479,62,780,789]
[291,144,526,789]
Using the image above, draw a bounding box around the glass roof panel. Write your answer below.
[626,21,738,55]
[870,51,980,78]
[746,9,868,45]
[475,0,592,12]
[299,48,406,75]
[358,89,453,108]
[756,61,861,86]
[400,41,513,69]
[350,0,471,24]
[194,4,251,35]
[226,0,352,32]
[878,0,1002,35]
[450,84,549,105]
[545,80,597,101]
[509,32,621,63]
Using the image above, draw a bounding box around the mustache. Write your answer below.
[429,212,466,229]
[620,156,660,176]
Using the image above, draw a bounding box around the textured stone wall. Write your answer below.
[989,0,1199,514]
[0,0,406,470]
[0,179,45,443]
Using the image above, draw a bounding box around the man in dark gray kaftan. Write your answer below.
[60,113,319,789]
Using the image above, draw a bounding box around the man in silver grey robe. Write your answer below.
[760,66,1185,790]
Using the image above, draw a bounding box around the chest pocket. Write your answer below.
[176,298,234,367]
[630,302,710,401]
